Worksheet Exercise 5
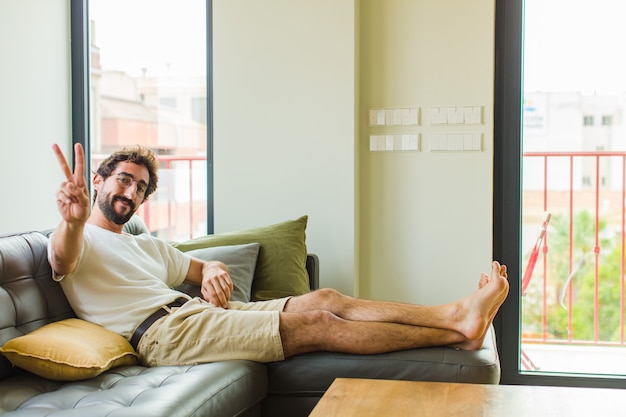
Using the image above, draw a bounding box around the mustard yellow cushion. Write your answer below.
[0,318,138,381]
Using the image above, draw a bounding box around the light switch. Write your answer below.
[409,108,419,125]
[447,134,462,150]
[376,110,386,126]
[369,110,378,126]
[402,134,419,150]
[390,109,403,126]
[370,135,392,151]
[463,134,474,151]
[429,107,441,125]
[398,109,411,126]
[463,107,473,123]
[401,108,412,125]
[369,135,381,151]
[378,135,386,150]
[447,108,456,124]
[369,109,386,126]
[429,133,483,152]
[385,110,395,126]
[473,133,482,150]
[429,134,444,151]
[454,108,464,124]
[471,107,482,124]
[436,108,446,122]
[392,135,403,151]
[385,135,394,151]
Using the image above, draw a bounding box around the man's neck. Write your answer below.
[87,212,125,234]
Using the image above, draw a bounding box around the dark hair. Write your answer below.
[95,145,159,201]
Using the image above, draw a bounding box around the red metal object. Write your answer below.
[521,212,551,296]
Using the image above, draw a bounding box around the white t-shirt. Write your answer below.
[48,224,192,339]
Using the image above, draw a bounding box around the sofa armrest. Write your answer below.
[306,254,319,291]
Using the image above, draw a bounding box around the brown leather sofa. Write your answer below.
[0,229,500,417]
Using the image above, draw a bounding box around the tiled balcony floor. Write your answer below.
[522,343,626,376]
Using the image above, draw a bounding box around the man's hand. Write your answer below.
[53,143,90,224]
[50,143,91,276]
[200,261,234,308]
[200,261,233,308]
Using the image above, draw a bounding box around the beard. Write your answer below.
[97,192,136,225]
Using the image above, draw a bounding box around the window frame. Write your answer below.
[69,0,214,234]
[494,0,626,388]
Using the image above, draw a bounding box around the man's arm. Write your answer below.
[49,143,91,276]
[185,258,233,308]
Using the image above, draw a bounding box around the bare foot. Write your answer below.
[478,273,489,289]
[455,261,509,341]
[479,264,507,289]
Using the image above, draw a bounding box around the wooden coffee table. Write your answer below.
[309,378,626,417]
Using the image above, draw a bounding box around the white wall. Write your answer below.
[214,0,495,303]
[213,0,359,295]
[0,0,71,233]
[359,0,495,304]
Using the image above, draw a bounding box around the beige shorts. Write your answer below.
[137,297,290,366]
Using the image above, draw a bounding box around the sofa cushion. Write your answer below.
[1,318,138,381]
[174,216,310,301]
[0,360,267,417]
[176,243,261,303]
[262,326,501,417]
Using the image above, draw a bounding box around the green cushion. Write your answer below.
[174,216,310,301]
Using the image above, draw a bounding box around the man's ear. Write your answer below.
[92,173,103,191]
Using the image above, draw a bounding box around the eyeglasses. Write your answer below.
[114,173,148,197]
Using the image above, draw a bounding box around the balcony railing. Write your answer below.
[92,154,208,242]
[521,150,626,372]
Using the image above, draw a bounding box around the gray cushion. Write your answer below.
[176,243,261,303]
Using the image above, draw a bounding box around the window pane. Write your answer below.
[521,0,626,377]
[89,0,207,241]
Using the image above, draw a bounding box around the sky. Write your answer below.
[523,0,626,94]
[89,0,206,77]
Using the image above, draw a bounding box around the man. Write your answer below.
[49,143,509,366]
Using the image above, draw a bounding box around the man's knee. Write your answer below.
[284,287,345,313]
[311,287,343,304]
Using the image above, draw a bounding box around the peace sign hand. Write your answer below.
[53,143,91,225]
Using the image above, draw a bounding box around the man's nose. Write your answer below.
[123,181,139,198]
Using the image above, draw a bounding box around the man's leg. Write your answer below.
[279,261,508,357]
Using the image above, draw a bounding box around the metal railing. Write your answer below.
[522,151,626,349]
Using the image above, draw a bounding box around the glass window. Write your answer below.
[191,97,207,124]
[80,0,210,241]
[519,0,626,381]
[496,0,626,389]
